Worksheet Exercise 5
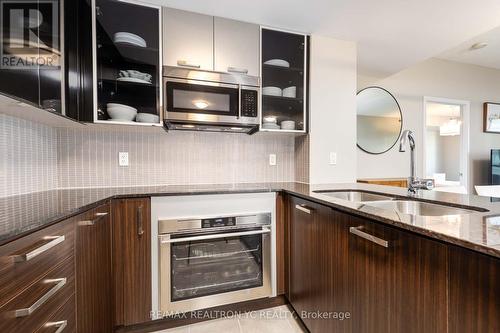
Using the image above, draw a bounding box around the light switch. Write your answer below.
[269,154,277,166]
[119,152,129,166]
[329,152,337,165]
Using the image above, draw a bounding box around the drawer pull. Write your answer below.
[295,204,312,214]
[228,66,248,74]
[45,320,67,333]
[12,236,65,263]
[349,226,389,248]
[15,278,67,317]
[78,212,108,226]
[177,60,200,68]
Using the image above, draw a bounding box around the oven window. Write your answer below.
[166,81,238,116]
[170,234,263,301]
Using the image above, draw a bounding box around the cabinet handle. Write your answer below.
[177,60,200,68]
[78,212,108,226]
[12,236,65,263]
[349,226,389,248]
[228,67,248,74]
[295,204,312,214]
[45,320,67,333]
[15,278,67,317]
[137,205,144,236]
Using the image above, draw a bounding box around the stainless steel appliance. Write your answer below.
[158,213,272,313]
[163,66,260,133]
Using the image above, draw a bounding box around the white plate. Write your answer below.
[262,86,282,96]
[114,37,146,48]
[107,103,137,112]
[114,32,146,44]
[262,123,281,130]
[263,59,290,68]
[117,77,152,85]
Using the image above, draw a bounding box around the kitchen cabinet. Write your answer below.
[0,215,76,333]
[112,198,152,327]
[214,17,260,76]
[448,245,500,333]
[163,7,214,71]
[93,0,162,125]
[348,215,448,333]
[288,195,448,333]
[261,28,308,133]
[75,202,112,333]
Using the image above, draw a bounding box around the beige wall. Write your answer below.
[308,35,357,184]
[358,58,500,189]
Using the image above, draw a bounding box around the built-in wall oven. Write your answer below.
[158,213,272,313]
[163,66,260,133]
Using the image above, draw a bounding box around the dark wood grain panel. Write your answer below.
[75,203,112,333]
[0,218,75,309]
[276,192,286,295]
[35,294,76,333]
[112,198,152,327]
[0,256,75,333]
[448,245,500,333]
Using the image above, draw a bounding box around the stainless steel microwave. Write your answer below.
[163,66,260,134]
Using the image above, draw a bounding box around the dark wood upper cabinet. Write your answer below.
[75,202,112,333]
[112,197,151,327]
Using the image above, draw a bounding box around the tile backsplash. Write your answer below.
[1,114,58,197]
[57,126,295,188]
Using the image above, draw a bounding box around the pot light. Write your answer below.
[193,100,209,109]
[470,42,488,51]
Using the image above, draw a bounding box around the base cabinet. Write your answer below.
[75,202,112,333]
[287,195,490,333]
[112,198,151,327]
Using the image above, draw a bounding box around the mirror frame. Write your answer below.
[356,86,403,155]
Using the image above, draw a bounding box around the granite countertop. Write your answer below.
[1,182,500,259]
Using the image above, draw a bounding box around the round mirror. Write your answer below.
[357,87,403,154]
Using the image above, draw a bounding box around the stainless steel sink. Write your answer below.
[363,200,476,217]
[314,190,394,202]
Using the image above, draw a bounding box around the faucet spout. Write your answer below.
[398,130,434,194]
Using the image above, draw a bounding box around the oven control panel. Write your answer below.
[201,217,236,228]
[241,90,258,118]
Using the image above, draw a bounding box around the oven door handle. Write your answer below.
[160,228,271,244]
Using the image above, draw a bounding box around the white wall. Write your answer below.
[309,35,357,184]
[358,58,500,188]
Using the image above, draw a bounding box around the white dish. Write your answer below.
[262,86,282,96]
[262,123,280,130]
[107,103,137,112]
[114,37,147,48]
[114,32,146,44]
[263,59,290,68]
[280,120,296,130]
[117,77,152,85]
[263,116,277,124]
[282,86,297,98]
[136,113,160,123]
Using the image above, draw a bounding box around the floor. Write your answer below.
[154,305,307,333]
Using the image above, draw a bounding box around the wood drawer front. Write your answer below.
[0,218,75,308]
[0,256,75,333]
[35,294,76,333]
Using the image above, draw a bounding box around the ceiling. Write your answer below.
[147,0,500,77]
[438,26,500,70]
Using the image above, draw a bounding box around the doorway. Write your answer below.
[423,97,470,194]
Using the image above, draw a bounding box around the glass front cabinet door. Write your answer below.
[92,0,162,126]
[260,28,308,133]
[0,0,64,114]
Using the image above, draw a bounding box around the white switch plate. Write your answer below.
[329,152,337,165]
[119,152,129,166]
[269,154,277,166]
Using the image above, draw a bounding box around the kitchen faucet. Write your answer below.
[399,130,434,195]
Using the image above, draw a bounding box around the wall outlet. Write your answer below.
[329,152,337,165]
[269,154,277,166]
[119,152,129,166]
